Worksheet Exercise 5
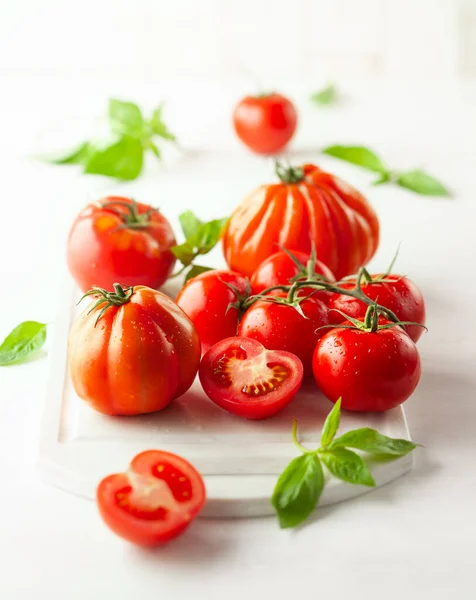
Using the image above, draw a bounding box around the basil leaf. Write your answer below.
[322,145,388,174]
[0,321,47,366]
[185,265,213,282]
[320,397,341,448]
[84,136,143,180]
[272,454,324,529]
[109,99,144,138]
[179,211,204,240]
[330,427,418,458]
[321,448,375,487]
[149,103,177,141]
[171,242,197,267]
[143,139,161,159]
[311,84,337,106]
[48,142,93,165]
[397,169,451,197]
[193,218,228,254]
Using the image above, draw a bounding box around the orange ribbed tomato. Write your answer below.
[68,285,201,416]
[223,163,379,280]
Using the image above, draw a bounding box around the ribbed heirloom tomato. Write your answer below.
[68,284,201,415]
[328,274,426,342]
[97,450,206,546]
[67,196,176,292]
[176,270,250,353]
[223,163,379,280]
[233,93,297,155]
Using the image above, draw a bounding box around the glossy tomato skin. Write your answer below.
[176,270,249,353]
[223,164,379,280]
[250,249,335,303]
[238,293,329,375]
[233,93,297,155]
[67,196,176,292]
[199,337,303,419]
[328,275,426,342]
[313,323,421,412]
[68,286,201,415]
[97,450,206,547]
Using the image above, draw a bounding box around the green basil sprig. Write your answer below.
[322,145,451,197]
[48,99,176,181]
[310,84,338,107]
[170,210,229,282]
[0,321,47,366]
[272,399,418,528]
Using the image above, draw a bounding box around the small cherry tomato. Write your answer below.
[313,320,421,412]
[250,249,335,303]
[68,284,201,415]
[238,293,329,375]
[233,93,297,155]
[328,274,426,342]
[97,450,206,547]
[176,270,250,353]
[199,337,303,419]
[67,196,176,292]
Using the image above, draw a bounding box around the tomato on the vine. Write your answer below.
[238,292,329,374]
[97,450,206,547]
[328,274,426,342]
[199,337,303,419]
[313,310,421,412]
[69,284,200,415]
[233,93,297,155]
[67,196,176,292]
[223,163,379,280]
[250,249,335,303]
[176,270,249,353]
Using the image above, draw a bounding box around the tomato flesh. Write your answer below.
[199,337,303,419]
[97,450,206,547]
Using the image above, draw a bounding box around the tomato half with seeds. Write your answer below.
[67,196,176,292]
[199,337,303,419]
[97,450,206,547]
[176,270,250,353]
[328,274,426,342]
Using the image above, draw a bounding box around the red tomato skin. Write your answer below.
[97,450,206,547]
[238,294,329,375]
[67,196,176,292]
[328,275,426,342]
[233,93,297,155]
[176,270,249,353]
[68,286,201,415]
[250,249,335,303]
[223,164,379,280]
[199,337,303,419]
[312,324,421,412]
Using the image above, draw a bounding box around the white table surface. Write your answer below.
[1,77,475,599]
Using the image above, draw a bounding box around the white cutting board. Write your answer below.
[38,275,413,518]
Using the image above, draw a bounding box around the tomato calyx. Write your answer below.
[280,246,334,286]
[275,161,305,185]
[321,303,427,335]
[79,283,134,325]
[220,278,251,315]
[243,280,317,319]
[100,199,157,230]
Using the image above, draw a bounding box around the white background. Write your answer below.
[1,1,476,599]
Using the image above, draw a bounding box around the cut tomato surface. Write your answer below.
[199,337,303,419]
[97,450,206,546]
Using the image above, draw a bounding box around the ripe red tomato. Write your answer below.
[67,196,176,292]
[250,249,335,303]
[233,93,297,155]
[199,337,303,419]
[238,293,329,374]
[69,284,200,415]
[176,270,249,353]
[328,275,426,342]
[223,163,379,280]
[97,450,206,547]
[313,322,421,412]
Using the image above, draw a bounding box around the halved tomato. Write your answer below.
[199,337,303,420]
[97,450,206,547]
